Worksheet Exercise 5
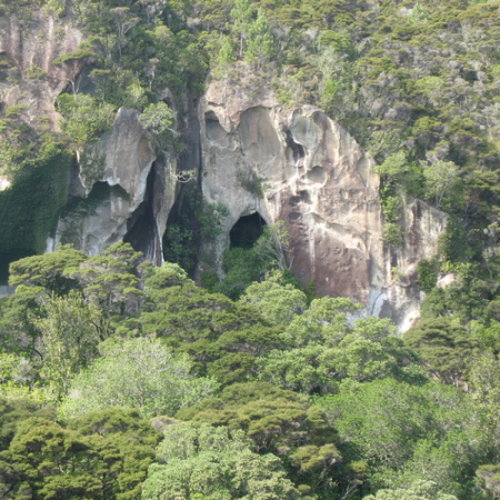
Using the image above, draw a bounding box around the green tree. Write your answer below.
[37,291,102,400]
[0,284,47,355]
[476,464,500,500]
[374,151,423,196]
[1,408,158,500]
[245,9,274,69]
[59,337,218,418]
[318,379,495,497]
[143,422,301,499]
[7,417,102,499]
[135,281,282,383]
[468,352,500,409]
[66,408,159,500]
[256,343,338,394]
[239,271,307,326]
[142,261,190,304]
[363,480,457,500]
[230,0,254,58]
[214,34,236,77]
[0,351,38,399]
[258,316,420,393]
[57,93,115,162]
[0,398,55,450]
[403,318,478,386]
[177,382,341,494]
[109,7,139,60]
[8,245,86,293]
[140,101,175,150]
[282,296,359,347]
[67,242,144,319]
[0,106,39,177]
[423,160,462,208]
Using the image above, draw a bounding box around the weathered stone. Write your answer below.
[0,176,11,191]
[52,108,177,262]
[0,13,84,127]
[377,197,448,330]
[200,79,446,328]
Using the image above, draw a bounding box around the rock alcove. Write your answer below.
[229,213,266,249]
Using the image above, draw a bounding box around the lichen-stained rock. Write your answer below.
[0,12,84,127]
[200,79,446,328]
[81,108,155,204]
[201,80,383,305]
[379,198,448,331]
[52,108,177,263]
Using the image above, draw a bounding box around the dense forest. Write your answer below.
[0,0,498,498]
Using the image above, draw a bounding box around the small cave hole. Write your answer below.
[284,129,305,162]
[307,166,326,183]
[205,110,226,143]
[230,213,266,249]
[299,190,312,204]
[124,164,159,263]
[461,68,478,83]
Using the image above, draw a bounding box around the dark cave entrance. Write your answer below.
[162,182,200,275]
[124,161,161,264]
[230,213,266,249]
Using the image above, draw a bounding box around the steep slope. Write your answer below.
[0,0,497,329]
[199,77,447,327]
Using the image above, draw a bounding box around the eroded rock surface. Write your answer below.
[200,79,446,327]
[0,13,84,127]
[51,108,177,262]
[376,198,448,330]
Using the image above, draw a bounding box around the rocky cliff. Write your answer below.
[50,107,177,264]
[0,11,83,127]
[0,12,448,328]
[199,79,447,328]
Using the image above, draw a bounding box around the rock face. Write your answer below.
[199,79,447,327]
[376,198,448,330]
[50,108,177,263]
[0,8,447,328]
[0,12,177,267]
[0,13,84,127]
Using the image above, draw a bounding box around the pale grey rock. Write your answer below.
[0,176,11,191]
[53,108,177,262]
[200,79,446,329]
[0,285,15,298]
[0,13,84,128]
[380,198,448,330]
[437,272,457,289]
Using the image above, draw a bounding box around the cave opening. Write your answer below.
[162,182,200,275]
[124,162,160,263]
[230,213,266,249]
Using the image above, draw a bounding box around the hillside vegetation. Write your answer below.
[0,0,498,498]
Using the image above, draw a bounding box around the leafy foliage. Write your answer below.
[37,291,102,399]
[318,379,497,498]
[0,0,498,497]
[0,406,158,500]
[363,480,458,500]
[0,239,497,499]
[9,245,86,293]
[59,337,218,418]
[143,422,301,499]
[0,150,72,278]
[403,318,479,386]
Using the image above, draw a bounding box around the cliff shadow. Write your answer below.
[229,212,266,249]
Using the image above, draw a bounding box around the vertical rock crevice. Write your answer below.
[124,156,164,265]
[161,95,205,276]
